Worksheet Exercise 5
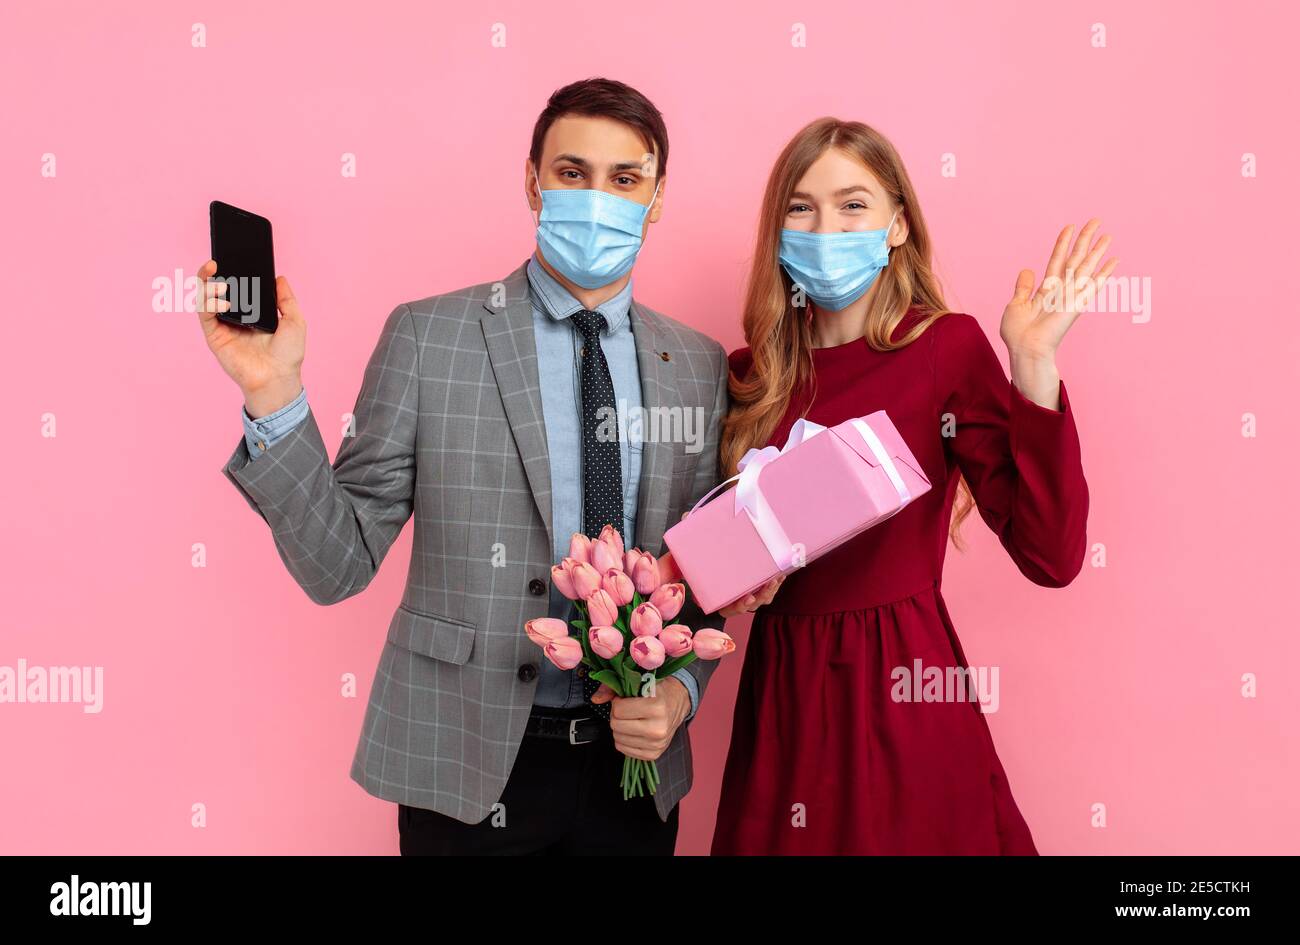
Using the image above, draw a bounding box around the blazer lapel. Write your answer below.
[481,263,553,549]
[631,299,677,553]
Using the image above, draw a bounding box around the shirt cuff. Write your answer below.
[670,667,700,722]
[242,387,308,459]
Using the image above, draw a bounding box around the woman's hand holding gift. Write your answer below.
[717,575,785,618]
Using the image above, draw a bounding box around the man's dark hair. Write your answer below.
[529,77,668,179]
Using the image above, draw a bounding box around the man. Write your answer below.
[195,78,730,854]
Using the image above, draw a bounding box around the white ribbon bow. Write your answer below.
[687,416,911,569]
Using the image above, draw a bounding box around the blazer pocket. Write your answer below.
[386,605,476,665]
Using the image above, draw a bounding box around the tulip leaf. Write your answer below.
[622,663,646,697]
[658,653,698,677]
[591,669,625,696]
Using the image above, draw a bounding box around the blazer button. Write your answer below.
[517,663,538,683]
[528,578,547,596]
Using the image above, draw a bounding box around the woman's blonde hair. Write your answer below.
[721,117,975,548]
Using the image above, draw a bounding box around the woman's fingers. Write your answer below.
[1064,218,1103,274]
[718,575,786,616]
[1072,257,1121,310]
[1071,229,1111,283]
[755,575,785,605]
[1040,223,1075,287]
[720,593,758,617]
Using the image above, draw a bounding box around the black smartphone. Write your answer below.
[208,201,278,333]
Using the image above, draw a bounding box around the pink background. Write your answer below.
[2,0,1296,854]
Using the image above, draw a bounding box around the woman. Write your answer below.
[707,118,1115,855]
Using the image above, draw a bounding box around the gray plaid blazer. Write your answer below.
[223,260,730,824]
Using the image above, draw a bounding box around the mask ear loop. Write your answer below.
[884,208,900,244]
[646,177,663,218]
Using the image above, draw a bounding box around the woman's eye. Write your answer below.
[786,204,811,214]
[843,201,867,211]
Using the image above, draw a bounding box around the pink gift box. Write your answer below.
[663,411,932,614]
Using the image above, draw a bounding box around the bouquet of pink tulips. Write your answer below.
[524,525,736,800]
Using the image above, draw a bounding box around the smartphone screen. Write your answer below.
[209,201,278,333]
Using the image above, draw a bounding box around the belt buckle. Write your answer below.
[569,717,594,746]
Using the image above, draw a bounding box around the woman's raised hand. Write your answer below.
[1000,219,1118,361]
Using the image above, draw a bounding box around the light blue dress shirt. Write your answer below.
[240,255,699,720]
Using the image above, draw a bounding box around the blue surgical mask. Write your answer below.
[533,178,661,289]
[778,210,899,311]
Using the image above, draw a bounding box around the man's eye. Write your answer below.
[615,175,637,186]
[560,169,583,180]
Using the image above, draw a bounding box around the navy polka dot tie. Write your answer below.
[570,310,624,543]
[571,309,622,722]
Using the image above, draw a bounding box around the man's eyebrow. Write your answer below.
[551,153,592,169]
[551,154,651,175]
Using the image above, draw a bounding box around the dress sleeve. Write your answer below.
[728,346,754,381]
[933,313,1089,587]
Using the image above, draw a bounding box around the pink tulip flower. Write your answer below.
[544,635,584,670]
[586,588,620,628]
[649,583,685,621]
[569,533,593,565]
[525,617,570,647]
[631,552,661,596]
[659,624,694,658]
[630,601,663,637]
[571,561,602,599]
[602,568,635,607]
[624,548,646,575]
[598,524,625,559]
[589,626,624,660]
[592,539,621,574]
[630,635,666,670]
[551,561,578,600]
[692,628,737,660]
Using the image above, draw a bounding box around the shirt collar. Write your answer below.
[526,253,634,334]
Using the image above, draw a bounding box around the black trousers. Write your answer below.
[397,707,679,855]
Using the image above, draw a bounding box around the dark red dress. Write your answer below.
[710,308,1089,856]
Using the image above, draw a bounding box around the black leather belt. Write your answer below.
[526,708,609,745]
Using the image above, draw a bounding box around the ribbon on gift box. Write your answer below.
[686,415,911,570]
